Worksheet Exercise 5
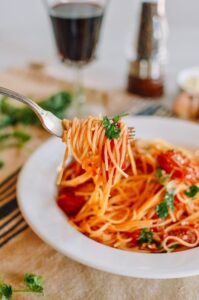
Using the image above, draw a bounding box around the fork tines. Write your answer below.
[128,127,136,140]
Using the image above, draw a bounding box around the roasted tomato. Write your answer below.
[57,194,85,216]
[57,181,94,216]
[158,150,199,183]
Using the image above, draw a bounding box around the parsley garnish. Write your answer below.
[0,131,31,143]
[155,166,169,185]
[138,228,153,244]
[156,190,174,219]
[156,202,168,219]
[23,273,44,293]
[169,244,178,250]
[0,273,44,299]
[102,113,128,140]
[112,114,128,123]
[0,282,12,300]
[185,185,199,198]
[103,116,121,139]
[0,160,4,169]
[12,131,31,143]
[0,131,31,150]
[156,166,163,178]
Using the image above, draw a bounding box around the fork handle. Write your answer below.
[0,86,46,124]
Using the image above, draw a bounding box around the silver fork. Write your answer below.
[0,86,136,139]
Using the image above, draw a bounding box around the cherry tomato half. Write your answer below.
[158,150,199,183]
[57,193,85,216]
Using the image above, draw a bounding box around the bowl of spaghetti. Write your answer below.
[17,116,199,278]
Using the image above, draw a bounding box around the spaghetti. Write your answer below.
[57,116,199,253]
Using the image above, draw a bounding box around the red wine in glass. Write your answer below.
[49,2,104,64]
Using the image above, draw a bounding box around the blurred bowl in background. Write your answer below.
[177,67,199,95]
[173,67,199,120]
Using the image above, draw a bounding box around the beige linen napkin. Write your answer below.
[1,228,199,300]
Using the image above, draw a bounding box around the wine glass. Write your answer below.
[43,0,108,117]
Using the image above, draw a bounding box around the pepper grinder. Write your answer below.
[127,0,168,98]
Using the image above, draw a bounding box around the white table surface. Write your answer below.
[0,0,199,98]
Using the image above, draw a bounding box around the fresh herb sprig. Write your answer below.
[155,166,169,185]
[0,131,31,150]
[185,185,199,198]
[169,244,179,250]
[102,113,128,140]
[138,228,153,244]
[0,91,71,129]
[0,131,31,143]
[0,273,44,299]
[22,273,43,293]
[156,190,175,219]
[0,282,12,300]
[0,160,4,169]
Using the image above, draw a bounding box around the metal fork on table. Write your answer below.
[0,168,28,248]
[0,87,136,140]
[0,168,20,206]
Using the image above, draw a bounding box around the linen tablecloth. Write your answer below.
[1,66,197,300]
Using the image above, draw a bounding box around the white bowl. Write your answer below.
[17,116,199,279]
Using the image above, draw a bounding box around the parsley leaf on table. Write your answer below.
[24,273,43,293]
[0,131,31,143]
[0,131,31,150]
[0,273,44,299]
[0,282,12,300]
[0,160,4,169]
[0,91,71,129]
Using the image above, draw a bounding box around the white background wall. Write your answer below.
[0,0,199,93]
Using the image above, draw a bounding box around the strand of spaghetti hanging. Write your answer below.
[58,114,136,189]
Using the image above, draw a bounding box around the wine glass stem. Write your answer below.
[73,64,85,108]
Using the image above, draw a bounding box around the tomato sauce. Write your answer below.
[169,228,197,244]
